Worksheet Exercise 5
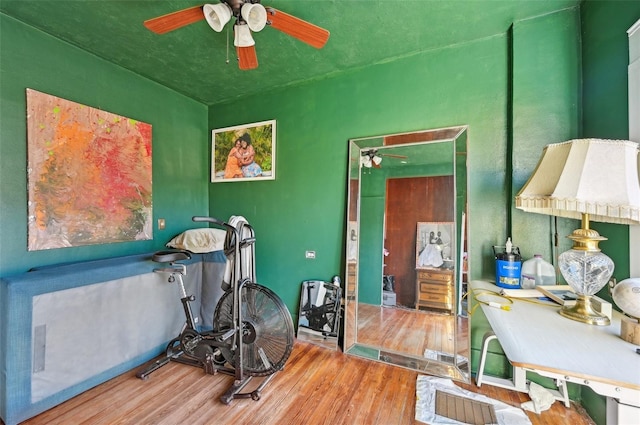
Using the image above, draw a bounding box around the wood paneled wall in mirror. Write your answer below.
[343,126,469,382]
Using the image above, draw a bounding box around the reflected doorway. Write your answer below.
[384,176,454,309]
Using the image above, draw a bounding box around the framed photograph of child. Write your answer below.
[211,119,276,183]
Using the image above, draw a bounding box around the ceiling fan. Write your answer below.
[360,149,408,168]
[144,1,330,70]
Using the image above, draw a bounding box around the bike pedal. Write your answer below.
[203,354,218,375]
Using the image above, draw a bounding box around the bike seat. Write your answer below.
[152,250,191,263]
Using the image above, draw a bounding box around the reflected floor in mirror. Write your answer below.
[356,304,468,361]
[296,326,339,351]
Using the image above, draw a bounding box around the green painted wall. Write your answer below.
[205,8,586,337]
[207,5,634,422]
[582,0,640,297]
[579,2,640,424]
[207,32,510,314]
[511,9,581,263]
[0,14,209,275]
[467,6,586,405]
[358,179,385,306]
[1,2,637,422]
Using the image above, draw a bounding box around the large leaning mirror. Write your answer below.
[343,125,469,382]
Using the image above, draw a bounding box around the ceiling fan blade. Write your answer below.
[266,8,329,49]
[237,46,259,70]
[144,5,204,34]
[382,153,408,159]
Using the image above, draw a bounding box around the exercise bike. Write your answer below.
[299,277,342,338]
[136,216,294,404]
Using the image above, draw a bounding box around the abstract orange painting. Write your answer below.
[26,89,152,250]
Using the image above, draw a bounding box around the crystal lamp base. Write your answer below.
[558,248,614,326]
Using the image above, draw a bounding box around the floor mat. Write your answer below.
[415,376,532,425]
[435,390,497,425]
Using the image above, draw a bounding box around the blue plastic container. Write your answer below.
[493,245,522,288]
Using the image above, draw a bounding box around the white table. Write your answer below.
[470,280,640,424]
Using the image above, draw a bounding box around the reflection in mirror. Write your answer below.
[297,279,342,350]
[343,126,469,382]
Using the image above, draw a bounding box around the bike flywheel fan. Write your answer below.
[214,282,294,376]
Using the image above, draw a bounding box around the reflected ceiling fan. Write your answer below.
[360,149,408,168]
[144,0,330,70]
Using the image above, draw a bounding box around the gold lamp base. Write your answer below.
[559,295,610,326]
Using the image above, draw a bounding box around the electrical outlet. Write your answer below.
[158,218,166,230]
[305,250,316,259]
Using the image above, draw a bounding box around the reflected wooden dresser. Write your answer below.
[415,268,454,313]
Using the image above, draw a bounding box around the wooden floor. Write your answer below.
[16,340,595,425]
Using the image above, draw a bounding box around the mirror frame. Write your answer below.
[343,125,469,382]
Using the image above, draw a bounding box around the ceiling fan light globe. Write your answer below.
[361,156,372,168]
[234,24,255,47]
[372,155,382,166]
[203,3,232,32]
[241,3,267,32]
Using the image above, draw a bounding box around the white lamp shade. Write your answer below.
[234,24,255,47]
[203,3,232,32]
[515,139,640,224]
[361,155,372,168]
[372,155,382,166]
[241,3,267,32]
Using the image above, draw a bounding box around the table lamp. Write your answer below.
[515,139,640,325]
